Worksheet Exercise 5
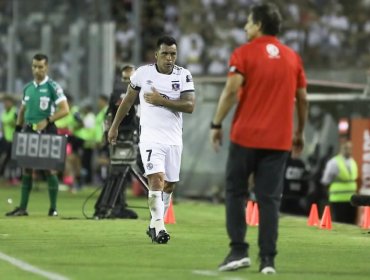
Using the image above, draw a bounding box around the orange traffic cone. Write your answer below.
[307,203,320,227]
[245,200,254,225]
[250,202,259,226]
[361,206,370,229]
[320,205,332,230]
[164,199,176,224]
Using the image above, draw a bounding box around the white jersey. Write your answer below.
[130,64,195,145]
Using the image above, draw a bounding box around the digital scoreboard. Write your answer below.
[11,132,67,171]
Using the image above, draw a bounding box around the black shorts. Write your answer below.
[24,122,58,135]
[68,135,84,153]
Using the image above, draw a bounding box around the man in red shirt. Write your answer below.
[211,3,308,274]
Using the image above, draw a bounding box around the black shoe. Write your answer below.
[6,207,28,217]
[218,251,251,271]
[146,226,170,244]
[48,209,58,217]
[155,230,170,244]
[146,226,156,242]
[259,257,276,274]
[111,208,138,219]
[146,226,171,244]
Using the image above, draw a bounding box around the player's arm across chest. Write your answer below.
[143,85,195,114]
[164,90,195,114]
[142,76,195,113]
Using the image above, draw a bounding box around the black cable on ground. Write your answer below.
[82,186,102,219]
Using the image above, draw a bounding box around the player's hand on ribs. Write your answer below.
[144,87,164,106]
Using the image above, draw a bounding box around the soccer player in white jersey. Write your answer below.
[108,36,195,244]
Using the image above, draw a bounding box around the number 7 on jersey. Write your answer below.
[146,149,152,161]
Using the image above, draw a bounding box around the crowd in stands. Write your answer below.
[114,0,370,74]
[1,0,370,94]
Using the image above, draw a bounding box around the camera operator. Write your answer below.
[94,64,140,219]
[107,64,139,136]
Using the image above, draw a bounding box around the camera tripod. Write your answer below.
[93,139,148,219]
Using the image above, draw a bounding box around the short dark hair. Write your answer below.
[121,64,135,72]
[156,35,177,49]
[99,94,109,103]
[251,3,281,36]
[2,94,15,103]
[33,53,49,64]
[64,91,73,103]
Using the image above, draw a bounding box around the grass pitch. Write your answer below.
[0,180,369,280]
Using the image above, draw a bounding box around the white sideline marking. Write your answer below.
[192,269,219,276]
[0,251,70,280]
[192,270,247,280]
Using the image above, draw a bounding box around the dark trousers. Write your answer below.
[82,148,93,183]
[225,142,289,258]
[0,139,11,175]
[24,123,58,134]
[330,202,357,224]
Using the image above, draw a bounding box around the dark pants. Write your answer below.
[225,142,289,258]
[0,139,12,175]
[330,202,357,224]
[24,123,58,134]
[82,148,93,183]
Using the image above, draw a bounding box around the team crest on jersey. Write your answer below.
[39,96,50,110]
[266,44,280,58]
[172,81,180,91]
[186,75,193,83]
[146,162,153,170]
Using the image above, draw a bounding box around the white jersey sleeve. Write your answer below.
[180,69,195,94]
[133,64,195,145]
[129,67,143,91]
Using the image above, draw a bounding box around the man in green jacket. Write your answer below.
[0,95,18,180]
[321,140,358,224]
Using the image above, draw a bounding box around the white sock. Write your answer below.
[163,192,172,217]
[148,190,165,232]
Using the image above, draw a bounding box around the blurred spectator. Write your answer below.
[95,94,109,145]
[178,27,205,74]
[55,93,83,191]
[0,94,19,184]
[1,0,370,90]
[321,140,358,224]
[74,100,96,184]
[281,150,310,216]
[95,94,109,183]
[115,21,135,62]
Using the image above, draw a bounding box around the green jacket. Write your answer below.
[95,106,107,143]
[329,155,358,202]
[1,106,17,141]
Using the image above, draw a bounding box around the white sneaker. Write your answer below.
[219,252,251,272]
[259,257,276,274]
[260,266,276,274]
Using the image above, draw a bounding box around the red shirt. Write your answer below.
[228,35,307,151]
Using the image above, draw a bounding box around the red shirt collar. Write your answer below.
[250,35,278,44]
